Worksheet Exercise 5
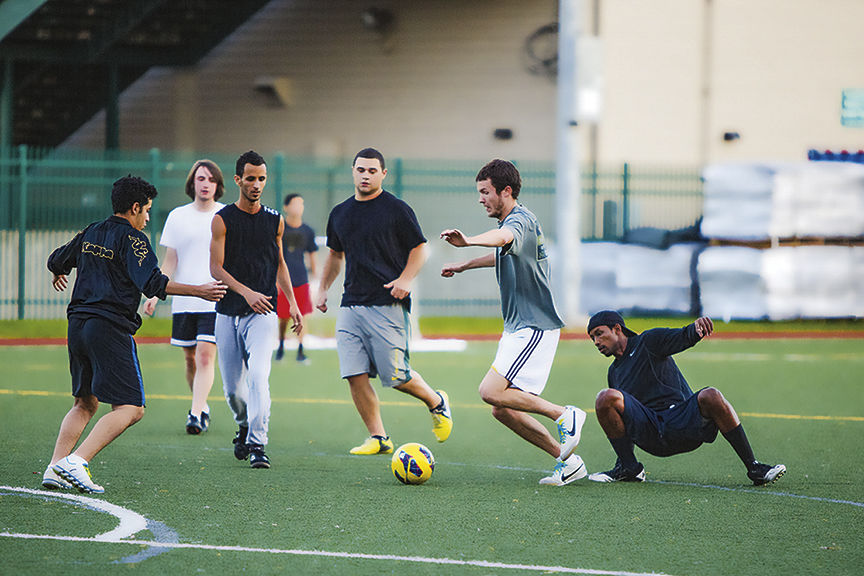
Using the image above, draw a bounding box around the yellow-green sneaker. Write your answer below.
[349,435,394,455]
[430,390,453,443]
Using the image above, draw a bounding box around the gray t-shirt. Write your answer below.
[496,204,564,332]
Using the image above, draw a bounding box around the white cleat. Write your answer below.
[41,464,72,490]
[52,454,104,494]
[556,405,587,460]
[539,453,588,486]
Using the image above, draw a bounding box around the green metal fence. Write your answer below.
[0,146,703,319]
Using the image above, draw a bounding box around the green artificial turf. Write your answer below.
[0,315,862,339]
[1,338,862,575]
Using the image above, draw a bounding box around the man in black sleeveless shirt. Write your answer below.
[210,151,302,469]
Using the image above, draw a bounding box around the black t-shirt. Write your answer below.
[606,324,703,411]
[326,190,426,310]
[216,203,281,317]
[282,222,317,286]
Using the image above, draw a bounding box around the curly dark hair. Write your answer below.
[475,159,522,199]
[235,150,266,177]
[185,159,225,201]
[111,175,158,214]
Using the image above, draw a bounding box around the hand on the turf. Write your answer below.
[384,277,412,300]
[52,274,68,292]
[694,316,714,338]
[440,229,469,247]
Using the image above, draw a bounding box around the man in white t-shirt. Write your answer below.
[144,159,226,434]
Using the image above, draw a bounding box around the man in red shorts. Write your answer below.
[276,193,318,362]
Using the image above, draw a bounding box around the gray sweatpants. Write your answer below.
[215,312,277,446]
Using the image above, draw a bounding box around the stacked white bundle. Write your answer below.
[702,162,864,240]
[700,164,778,240]
[697,246,767,321]
[771,163,864,238]
[763,246,861,319]
[580,242,699,315]
[579,242,621,314]
[697,245,862,320]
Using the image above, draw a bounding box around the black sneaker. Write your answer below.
[275,347,284,361]
[296,350,309,364]
[233,426,249,460]
[588,460,646,483]
[186,412,203,435]
[200,411,210,433]
[248,444,271,469]
[748,462,786,486]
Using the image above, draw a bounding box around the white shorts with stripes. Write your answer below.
[492,327,560,395]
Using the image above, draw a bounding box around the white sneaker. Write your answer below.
[52,454,104,494]
[539,453,587,486]
[42,464,72,490]
[556,406,587,460]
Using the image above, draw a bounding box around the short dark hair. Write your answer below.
[235,150,266,177]
[283,193,302,206]
[185,159,225,201]
[475,159,522,199]
[353,147,385,170]
[112,175,158,214]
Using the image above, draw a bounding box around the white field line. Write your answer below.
[0,486,146,540]
[0,532,673,576]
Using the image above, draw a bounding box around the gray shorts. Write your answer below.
[336,305,412,386]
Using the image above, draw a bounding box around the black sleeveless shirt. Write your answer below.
[215,203,281,317]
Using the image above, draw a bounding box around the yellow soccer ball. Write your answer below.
[391,442,435,485]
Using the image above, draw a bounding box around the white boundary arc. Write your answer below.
[0,486,147,540]
[0,485,673,576]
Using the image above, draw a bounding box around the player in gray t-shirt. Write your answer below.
[441,159,589,486]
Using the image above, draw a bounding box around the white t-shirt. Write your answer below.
[160,201,225,314]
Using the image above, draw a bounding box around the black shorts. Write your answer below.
[171,312,217,347]
[68,315,145,407]
[621,388,718,457]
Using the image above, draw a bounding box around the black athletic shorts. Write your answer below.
[171,312,217,347]
[68,315,145,407]
[621,388,718,457]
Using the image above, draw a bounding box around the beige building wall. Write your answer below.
[598,0,863,165]
[64,0,862,166]
[66,0,560,162]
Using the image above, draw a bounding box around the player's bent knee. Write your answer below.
[697,387,725,409]
[595,388,623,410]
[490,405,512,422]
[478,384,500,407]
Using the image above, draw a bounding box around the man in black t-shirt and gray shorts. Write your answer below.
[315,147,453,455]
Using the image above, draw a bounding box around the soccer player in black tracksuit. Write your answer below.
[43,176,225,494]
[585,310,785,486]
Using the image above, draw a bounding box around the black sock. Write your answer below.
[609,436,639,469]
[722,424,757,469]
[297,343,304,354]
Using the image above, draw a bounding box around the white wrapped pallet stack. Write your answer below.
[771,163,864,238]
[697,246,767,321]
[701,164,778,240]
[581,242,698,315]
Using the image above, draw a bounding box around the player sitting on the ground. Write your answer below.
[586,310,786,486]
